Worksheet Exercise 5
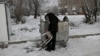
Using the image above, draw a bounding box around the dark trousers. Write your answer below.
[46,31,57,50]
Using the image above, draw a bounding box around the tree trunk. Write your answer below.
[82,6,90,23]
[34,5,38,18]
[93,0,98,22]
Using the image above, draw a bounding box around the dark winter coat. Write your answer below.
[45,13,59,32]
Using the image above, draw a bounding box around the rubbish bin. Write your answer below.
[56,16,69,47]
[40,19,49,42]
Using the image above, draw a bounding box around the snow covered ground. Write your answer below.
[67,15,100,36]
[10,15,100,41]
[0,35,100,56]
[58,15,100,36]
[11,16,41,41]
[0,15,100,56]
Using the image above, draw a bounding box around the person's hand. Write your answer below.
[47,31,52,38]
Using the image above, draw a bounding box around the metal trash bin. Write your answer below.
[56,21,69,47]
[40,19,49,42]
[56,16,69,47]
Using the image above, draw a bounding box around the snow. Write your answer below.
[45,0,58,6]
[0,35,100,56]
[58,15,100,36]
[11,16,41,41]
[69,15,100,36]
[41,0,58,12]
[0,15,100,56]
[11,15,100,41]
[70,22,100,36]
[68,15,100,36]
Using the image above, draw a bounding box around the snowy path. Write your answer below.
[0,35,100,56]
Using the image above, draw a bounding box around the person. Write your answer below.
[45,13,59,51]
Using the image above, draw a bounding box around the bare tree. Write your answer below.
[14,0,23,23]
[34,0,40,18]
[28,0,40,18]
[7,0,25,24]
[82,0,99,24]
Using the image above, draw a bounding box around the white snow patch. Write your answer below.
[1,35,100,56]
